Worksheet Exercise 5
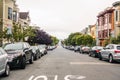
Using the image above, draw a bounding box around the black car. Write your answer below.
[3,42,34,69]
[30,46,42,60]
[89,46,103,58]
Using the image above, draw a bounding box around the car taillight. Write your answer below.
[96,50,100,53]
[114,50,120,53]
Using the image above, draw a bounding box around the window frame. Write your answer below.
[8,7,12,20]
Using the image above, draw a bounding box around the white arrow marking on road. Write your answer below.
[34,76,48,80]
[64,75,86,80]
[54,75,58,80]
[28,75,48,80]
[64,75,72,80]
[76,76,86,79]
[28,75,34,80]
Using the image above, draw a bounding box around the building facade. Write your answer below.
[0,0,19,46]
[113,1,120,38]
[19,12,31,28]
[97,1,120,46]
[89,24,96,39]
[97,7,114,46]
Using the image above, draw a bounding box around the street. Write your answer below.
[1,46,120,80]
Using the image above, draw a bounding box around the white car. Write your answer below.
[0,48,10,76]
[99,44,120,63]
[38,45,47,56]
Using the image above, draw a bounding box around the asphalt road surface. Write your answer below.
[1,46,120,80]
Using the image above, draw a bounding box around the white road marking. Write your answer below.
[28,75,86,80]
[28,75,34,80]
[28,75,48,80]
[70,62,115,65]
[64,75,86,80]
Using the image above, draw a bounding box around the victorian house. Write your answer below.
[0,0,19,46]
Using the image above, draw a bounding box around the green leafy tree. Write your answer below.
[64,39,69,46]
[79,34,93,46]
[76,35,84,45]
[117,33,120,43]
[23,26,36,41]
[51,36,59,45]
[12,23,35,42]
[104,40,109,46]
[12,23,22,42]
[110,37,118,44]
[67,32,82,45]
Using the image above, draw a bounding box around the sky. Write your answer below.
[16,0,119,40]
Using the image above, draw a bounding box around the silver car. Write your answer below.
[38,45,47,56]
[0,48,10,76]
[99,44,120,63]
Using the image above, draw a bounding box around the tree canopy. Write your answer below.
[63,32,93,46]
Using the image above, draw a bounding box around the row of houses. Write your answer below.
[0,0,32,46]
[81,1,120,46]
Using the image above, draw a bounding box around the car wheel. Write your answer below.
[3,64,10,76]
[20,57,26,69]
[29,55,34,64]
[34,54,37,61]
[45,51,48,54]
[99,53,103,60]
[93,53,96,57]
[109,55,114,63]
[38,54,41,59]
[89,52,91,56]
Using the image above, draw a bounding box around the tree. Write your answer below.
[76,35,84,45]
[117,33,120,43]
[28,30,52,45]
[110,37,118,44]
[12,23,22,42]
[64,39,69,46]
[67,32,82,45]
[104,40,109,46]
[83,34,93,46]
[12,23,36,42]
[51,36,59,45]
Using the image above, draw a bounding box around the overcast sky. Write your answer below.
[16,0,119,39]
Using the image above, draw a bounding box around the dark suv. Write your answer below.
[3,42,34,69]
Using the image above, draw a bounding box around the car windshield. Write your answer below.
[4,43,23,50]
[117,46,120,50]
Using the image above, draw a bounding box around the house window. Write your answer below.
[8,7,12,20]
[109,13,112,23]
[13,11,17,22]
[102,17,105,25]
[119,10,120,21]
[105,14,108,24]
[116,10,118,21]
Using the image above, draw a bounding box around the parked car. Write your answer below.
[0,48,10,76]
[47,46,55,50]
[81,46,90,54]
[3,42,34,69]
[89,46,103,57]
[69,46,74,50]
[74,46,81,52]
[99,44,120,63]
[38,45,47,56]
[30,46,42,60]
